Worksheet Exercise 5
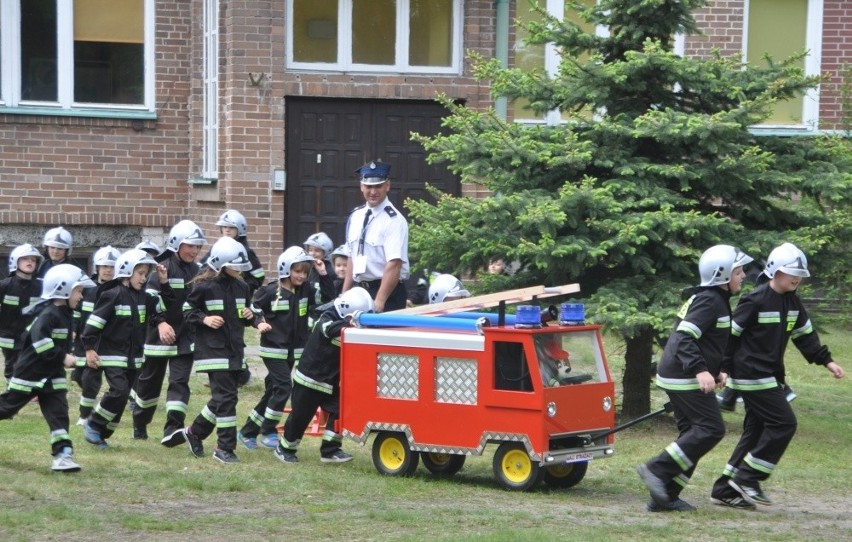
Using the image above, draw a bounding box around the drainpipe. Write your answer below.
[494,0,510,119]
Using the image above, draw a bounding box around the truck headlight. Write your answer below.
[602,396,612,412]
[547,402,557,417]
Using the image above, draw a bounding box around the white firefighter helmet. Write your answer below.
[698,245,754,287]
[92,246,121,268]
[206,237,252,273]
[114,249,157,279]
[135,240,163,257]
[334,287,374,318]
[215,209,248,237]
[8,243,43,273]
[764,242,810,279]
[42,226,73,252]
[303,232,333,256]
[330,244,349,260]
[41,264,95,300]
[428,274,471,304]
[166,220,207,252]
[277,246,314,279]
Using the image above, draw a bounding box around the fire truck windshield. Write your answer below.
[535,332,601,387]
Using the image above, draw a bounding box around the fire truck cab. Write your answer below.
[340,312,617,491]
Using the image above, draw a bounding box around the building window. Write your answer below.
[287,0,462,74]
[744,0,821,129]
[0,0,154,114]
[513,0,599,124]
[202,0,219,180]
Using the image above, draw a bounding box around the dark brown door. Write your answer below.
[284,97,459,250]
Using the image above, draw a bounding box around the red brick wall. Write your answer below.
[820,0,852,130]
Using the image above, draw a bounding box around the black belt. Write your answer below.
[357,279,381,289]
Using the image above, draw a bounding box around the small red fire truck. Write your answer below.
[339,285,618,491]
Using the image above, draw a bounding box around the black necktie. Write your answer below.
[358,209,372,255]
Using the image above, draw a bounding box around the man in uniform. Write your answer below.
[341,160,409,312]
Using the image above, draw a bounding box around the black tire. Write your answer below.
[421,452,466,477]
[492,442,541,491]
[543,460,588,488]
[371,432,419,476]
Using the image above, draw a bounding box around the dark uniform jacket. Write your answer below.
[80,282,163,370]
[184,274,257,372]
[292,309,352,395]
[8,303,73,391]
[726,283,832,390]
[144,254,199,358]
[251,278,329,363]
[0,274,41,352]
[307,260,336,305]
[655,287,732,392]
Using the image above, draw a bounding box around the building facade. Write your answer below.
[1,0,849,271]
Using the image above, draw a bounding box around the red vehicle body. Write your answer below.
[339,317,617,491]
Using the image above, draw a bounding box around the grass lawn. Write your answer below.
[0,320,849,541]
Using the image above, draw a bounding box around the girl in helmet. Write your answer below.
[0,244,44,380]
[37,226,78,281]
[329,244,349,297]
[274,287,374,465]
[167,237,260,464]
[237,246,333,450]
[70,246,120,421]
[710,243,844,508]
[303,232,337,304]
[133,219,206,444]
[214,209,266,294]
[0,264,94,472]
[638,244,753,512]
[80,249,167,449]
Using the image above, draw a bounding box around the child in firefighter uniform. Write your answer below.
[274,287,374,464]
[237,246,333,449]
[637,245,753,511]
[0,244,43,381]
[164,237,259,463]
[304,232,337,305]
[133,219,206,443]
[81,250,166,448]
[710,243,844,508]
[0,264,94,472]
[72,246,120,424]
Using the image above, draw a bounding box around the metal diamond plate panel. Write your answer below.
[377,353,419,399]
[435,357,477,404]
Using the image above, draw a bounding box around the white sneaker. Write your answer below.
[51,447,81,473]
[75,418,86,426]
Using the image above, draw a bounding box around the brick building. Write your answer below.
[1,0,849,272]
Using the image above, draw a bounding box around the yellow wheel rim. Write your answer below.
[501,448,532,484]
[379,437,405,470]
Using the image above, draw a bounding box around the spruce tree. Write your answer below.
[408,0,851,417]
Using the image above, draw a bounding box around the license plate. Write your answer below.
[560,452,594,464]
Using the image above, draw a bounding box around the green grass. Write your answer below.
[1,321,850,541]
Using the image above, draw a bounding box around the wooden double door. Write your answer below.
[284,97,460,251]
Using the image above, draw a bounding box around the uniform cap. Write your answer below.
[356,161,391,186]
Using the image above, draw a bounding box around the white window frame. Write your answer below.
[0,0,156,115]
[285,0,463,74]
[202,0,219,180]
[743,0,822,132]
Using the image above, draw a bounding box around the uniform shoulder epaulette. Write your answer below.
[384,205,397,217]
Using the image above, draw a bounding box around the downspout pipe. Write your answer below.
[494,0,511,119]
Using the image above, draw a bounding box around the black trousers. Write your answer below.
[0,380,72,456]
[88,366,135,440]
[2,348,20,381]
[644,390,725,499]
[362,280,408,312]
[711,385,796,498]
[281,383,342,457]
[78,365,103,419]
[132,354,193,436]
[189,370,240,452]
[239,356,295,438]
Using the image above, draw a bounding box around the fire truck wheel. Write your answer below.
[543,460,588,488]
[492,442,542,491]
[421,453,466,477]
[372,432,420,477]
